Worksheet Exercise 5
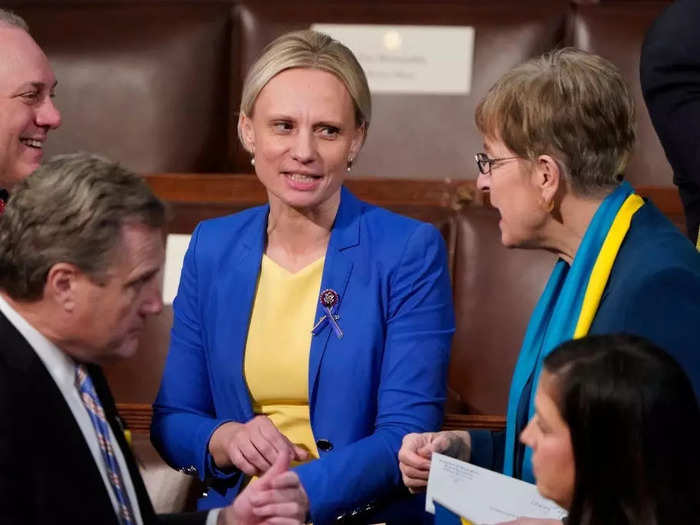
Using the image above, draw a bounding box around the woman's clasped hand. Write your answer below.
[398,430,471,493]
[209,416,310,477]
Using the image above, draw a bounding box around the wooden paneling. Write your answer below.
[117,402,507,434]
[144,173,463,207]
[143,174,684,232]
[117,403,153,433]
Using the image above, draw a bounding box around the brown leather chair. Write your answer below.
[233,0,569,179]
[15,4,232,174]
[567,1,672,186]
[449,205,555,415]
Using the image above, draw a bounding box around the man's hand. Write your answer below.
[398,430,471,493]
[209,416,309,476]
[219,451,308,525]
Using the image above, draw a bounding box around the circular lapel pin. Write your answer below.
[320,289,339,309]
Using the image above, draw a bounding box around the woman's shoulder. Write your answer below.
[604,200,700,305]
[622,201,700,272]
[345,189,443,242]
[362,202,426,229]
[184,205,267,264]
[355,203,446,259]
[195,204,268,238]
[349,202,449,273]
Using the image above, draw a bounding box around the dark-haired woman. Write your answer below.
[520,333,700,525]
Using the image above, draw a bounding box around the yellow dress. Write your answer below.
[243,254,324,464]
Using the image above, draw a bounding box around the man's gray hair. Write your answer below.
[0,153,166,301]
[0,8,29,31]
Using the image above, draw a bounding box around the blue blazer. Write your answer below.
[471,200,700,477]
[151,187,455,524]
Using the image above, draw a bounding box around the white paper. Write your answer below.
[426,453,567,524]
[162,233,191,305]
[311,24,474,94]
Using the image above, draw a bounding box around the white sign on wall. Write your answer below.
[311,24,475,95]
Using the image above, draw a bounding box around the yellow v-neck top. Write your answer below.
[243,254,324,462]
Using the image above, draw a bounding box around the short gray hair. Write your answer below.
[0,8,29,31]
[475,48,636,197]
[238,29,371,149]
[0,153,166,301]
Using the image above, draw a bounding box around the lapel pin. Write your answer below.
[311,288,344,339]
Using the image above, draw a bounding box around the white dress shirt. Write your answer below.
[0,295,221,525]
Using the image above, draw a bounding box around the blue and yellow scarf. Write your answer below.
[503,181,644,481]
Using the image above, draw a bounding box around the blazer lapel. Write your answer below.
[308,187,362,402]
[214,206,268,421]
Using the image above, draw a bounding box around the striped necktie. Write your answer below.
[75,364,136,525]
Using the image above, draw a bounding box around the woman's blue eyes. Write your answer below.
[319,126,340,138]
[271,122,340,138]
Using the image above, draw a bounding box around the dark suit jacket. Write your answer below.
[589,200,700,393]
[641,0,700,242]
[0,310,207,524]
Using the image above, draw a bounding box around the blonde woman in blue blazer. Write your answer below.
[151,30,454,525]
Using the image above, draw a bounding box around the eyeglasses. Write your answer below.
[474,152,521,175]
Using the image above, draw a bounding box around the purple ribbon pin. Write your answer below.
[311,288,343,339]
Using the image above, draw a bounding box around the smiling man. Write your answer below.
[0,9,61,208]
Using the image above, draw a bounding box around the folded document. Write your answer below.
[426,453,567,524]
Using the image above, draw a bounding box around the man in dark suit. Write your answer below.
[0,9,61,207]
[0,152,307,525]
[641,0,700,246]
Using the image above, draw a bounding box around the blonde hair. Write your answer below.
[475,48,636,196]
[238,29,371,149]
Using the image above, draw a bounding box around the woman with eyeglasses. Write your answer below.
[398,48,700,494]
